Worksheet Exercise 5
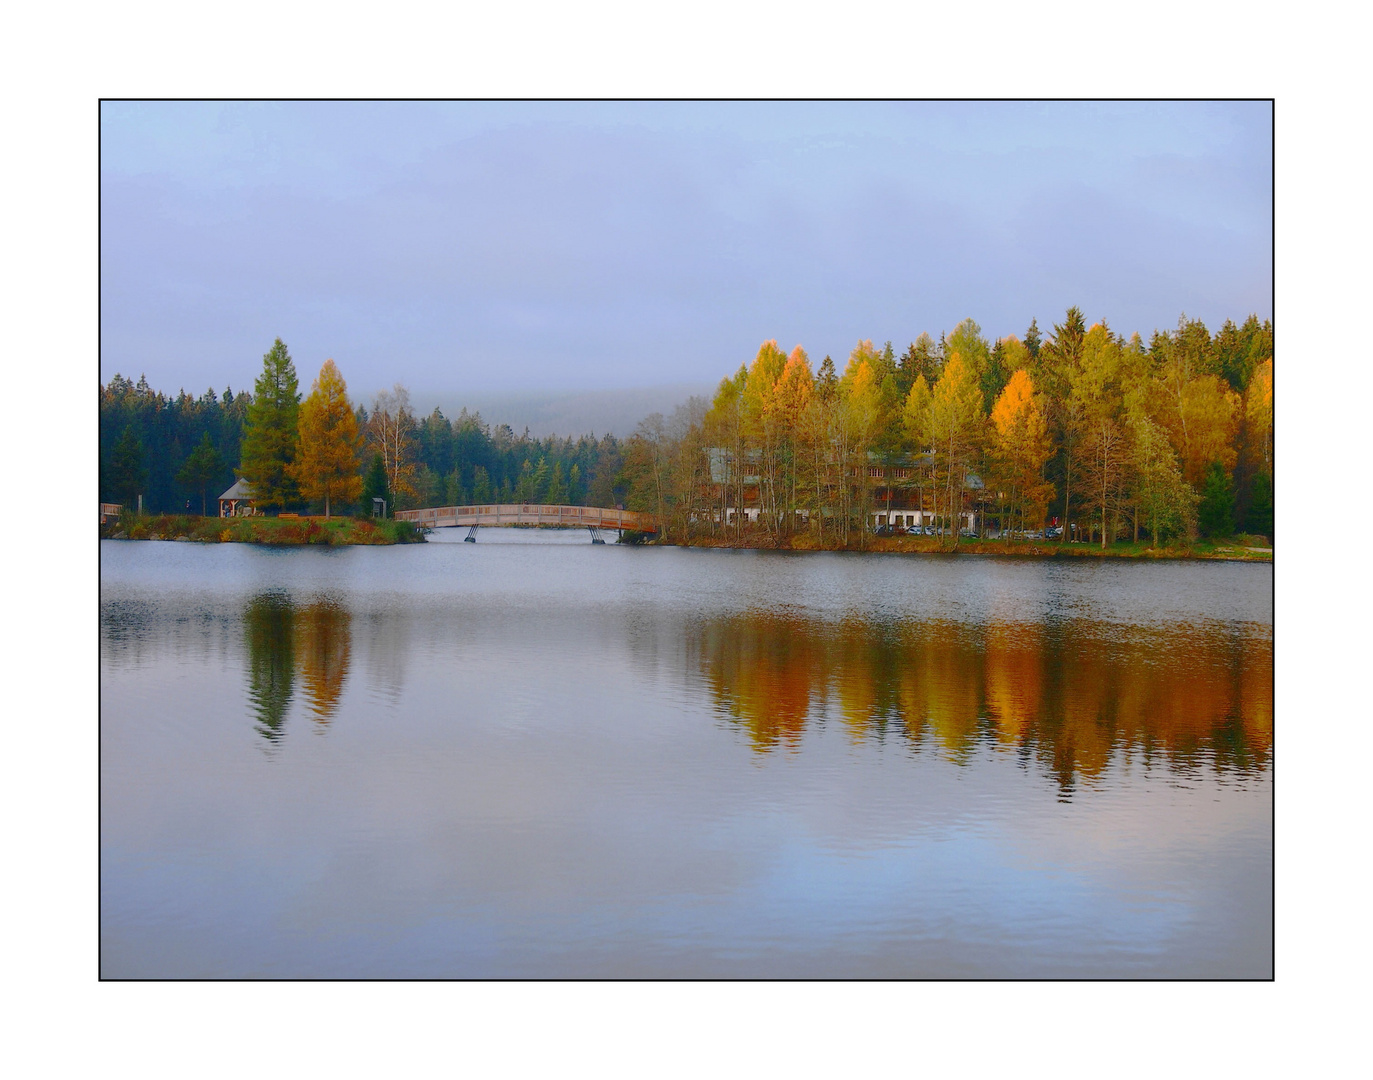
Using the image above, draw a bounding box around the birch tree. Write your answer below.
[366,384,418,506]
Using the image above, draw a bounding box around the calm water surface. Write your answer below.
[100,532,1272,978]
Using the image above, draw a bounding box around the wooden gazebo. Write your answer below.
[218,478,258,517]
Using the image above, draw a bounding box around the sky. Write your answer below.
[100,101,1272,403]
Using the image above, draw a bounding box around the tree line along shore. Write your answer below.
[100,307,1271,555]
[619,308,1271,556]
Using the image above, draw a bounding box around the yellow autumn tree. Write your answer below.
[1245,358,1273,473]
[742,341,788,537]
[928,351,985,545]
[901,373,934,524]
[989,369,1054,538]
[292,359,362,517]
[1072,324,1130,546]
[1176,374,1241,487]
[838,352,883,544]
[774,347,814,534]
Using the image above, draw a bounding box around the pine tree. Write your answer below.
[546,461,569,505]
[110,427,149,508]
[240,338,301,510]
[1244,472,1273,541]
[361,452,390,516]
[471,465,493,505]
[816,355,838,400]
[176,432,223,516]
[1197,461,1235,538]
[1043,307,1087,541]
[292,360,363,517]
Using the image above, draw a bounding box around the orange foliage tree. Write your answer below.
[989,369,1054,537]
[1173,374,1241,486]
[292,359,362,517]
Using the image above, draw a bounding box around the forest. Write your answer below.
[99,342,631,518]
[100,307,1272,548]
[615,308,1273,548]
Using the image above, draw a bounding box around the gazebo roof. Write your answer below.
[218,478,254,501]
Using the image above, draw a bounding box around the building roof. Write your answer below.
[218,478,254,501]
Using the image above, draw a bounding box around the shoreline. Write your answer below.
[99,514,425,546]
[648,533,1272,562]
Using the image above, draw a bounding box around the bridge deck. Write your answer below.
[395,503,657,532]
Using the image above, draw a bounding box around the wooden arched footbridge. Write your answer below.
[395,503,658,542]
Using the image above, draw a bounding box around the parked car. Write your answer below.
[1045,526,1062,539]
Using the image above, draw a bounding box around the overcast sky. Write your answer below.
[100,101,1272,400]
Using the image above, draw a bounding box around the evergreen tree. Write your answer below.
[816,355,838,401]
[1043,307,1088,541]
[240,338,301,510]
[546,461,569,505]
[982,337,1012,414]
[471,465,493,504]
[1244,471,1273,540]
[879,340,897,380]
[418,407,455,476]
[896,342,920,398]
[514,459,538,502]
[1197,461,1235,538]
[529,457,548,501]
[361,452,391,516]
[110,427,149,508]
[176,432,223,516]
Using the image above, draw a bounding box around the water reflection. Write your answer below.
[102,544,1272,977]
[694,611,1271,792]
[245,593,295,742]
[298,600,352,727]
[362,609,410,706]
[243,592,353,740]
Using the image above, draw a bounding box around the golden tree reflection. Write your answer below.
[243,593,353,741]
[296,600,352,726]
[695,610,1271,789]
[699,615,820,750]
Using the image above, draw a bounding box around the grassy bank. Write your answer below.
[101,514,426,545]
[656,531,1272,561]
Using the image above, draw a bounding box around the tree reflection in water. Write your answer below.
[243,592,353,742]
[694,611,1271,793]
[244,592,295,743]
[297,599,352,727]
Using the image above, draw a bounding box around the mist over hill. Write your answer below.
[409,383,714,439]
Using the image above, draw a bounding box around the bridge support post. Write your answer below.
[464,524,478,543]
[588,526,605,544]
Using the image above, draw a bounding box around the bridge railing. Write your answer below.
[395,503,658,532]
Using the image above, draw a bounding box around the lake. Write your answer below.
[100,531,1272,978]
